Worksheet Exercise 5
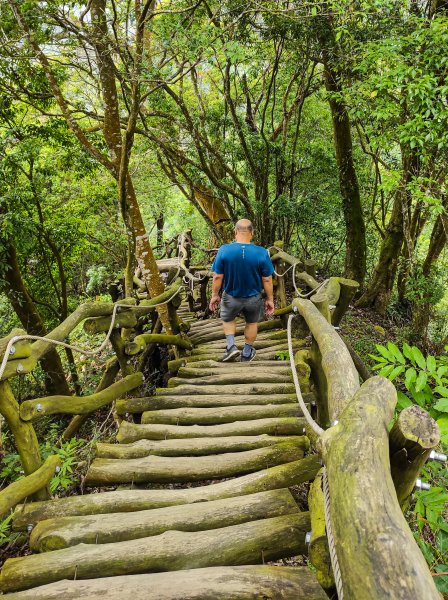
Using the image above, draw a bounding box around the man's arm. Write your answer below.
[209,273,224,311]
[262,275,275,316]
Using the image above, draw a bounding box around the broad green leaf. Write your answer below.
[387,342,405,364]
[396,391,413,410]
[368,354,387,364]
[389,365,405,381]
[434,398,448,413]
[402,343,413,360]
[375,344,395,362]
[410,387,426,407]
[411,347,426,369]
[437,366,448,378]
[434,386,448,397]
[415,371,428,393]
[405,367,417,389]
[426,355,437,373]
[379,364,395,377]
[437,416,448,444]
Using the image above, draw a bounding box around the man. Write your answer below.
[209,219,275,362]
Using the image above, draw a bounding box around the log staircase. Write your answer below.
[0,309,327,599]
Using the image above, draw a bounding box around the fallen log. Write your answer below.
[156,382,296,396]
[19,373,144,421]
[84,442,304,484]
[12,456,320,529]
[0,514,310,593]
[83,311,138,334]
[321,376,440,600]
[116,393,304,413]
[95,435,309,459]
[0,456,60,519]
[0,565,327,600]
[30,488,301,550]
[117,417,305,442]
[141,404,303,425]
[389,405,440,509]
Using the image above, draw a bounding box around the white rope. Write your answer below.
[323,467,344,600]
[0,285,184,383]
[286,313,324,437]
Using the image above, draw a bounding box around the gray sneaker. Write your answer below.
[241,347,257,362]
[222,344,240,362]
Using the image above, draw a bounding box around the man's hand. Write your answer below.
[265,298,275,316]
[209,294,221,312]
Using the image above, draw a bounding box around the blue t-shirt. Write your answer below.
[211,242,275,297]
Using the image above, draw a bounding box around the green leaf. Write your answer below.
[411,347,426,370]
[426,355,437,373]
[368,354,387,364]
[437,416,448,444]
[437,366,448,378]
[375,344,395,362]
[410,387,426,407]
[403,343,413,360]
[434,386,448,397]
[387,342,405,364]
[415,371,428,393]
[397,391,413,410]
[389,365,405,381]
[434,565,448,593]
[405,367,417,389]
[434,398,448,413]
[379,364,395,377]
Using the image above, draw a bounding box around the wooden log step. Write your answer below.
[175,351,293,365]
[157,383,296,396]
[177,366,292,379]
[0,514,310,593]
[117,417,306,442]
[95,435,309,459]
[29,489,301,551]
[168,372,292,387]
[12,456,321,529]
[189,320,282,343]
[179,359,291,370]
[141,404,303,425]
[84,442,304,485]
[0,565,328,600]
[191,339,295,353]
[116,393,304,413]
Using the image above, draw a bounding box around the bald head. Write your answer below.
[234,219,254,242]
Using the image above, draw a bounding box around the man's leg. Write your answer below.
[223,319,237,349]
[244,322,258,345]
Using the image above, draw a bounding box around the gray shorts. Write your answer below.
[220,292,264,323]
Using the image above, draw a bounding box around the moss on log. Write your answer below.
[0,381,45,500]
[0,456,60,519]
[30,489,302,551]
[308,468,334,590]
[311,277,341,307]
[84,442,304,485]
[168,373,292,387]
[116,417,306,442]
[116,393,304,413]
[177,366,292,379]
[0,514,311,593]
[95,435,309,459]
[0,565,327,600]
[389,405,440,509]
[19,373,144,421]
[1,355,39,381]
[293,298,359,425]
[0,329,31,361]
[179,359,290,370]
[125,333,192,355]
[141,404,303,425]
[83,311,138,335]
[13,456,320,529]
[139,278,183,308]
[331,278,359,326]
[321,376,440,600]
[157,383,296,396]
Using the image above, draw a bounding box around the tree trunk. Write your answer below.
[317,16,366,285]
[1,241,70,395]
[357,154,418,314]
